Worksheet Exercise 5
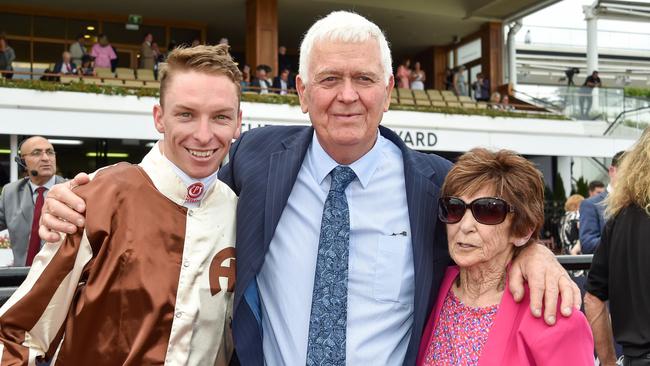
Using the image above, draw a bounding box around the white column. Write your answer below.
[9,134,18,182]
[557,156,573,198]
[583,4,599,74]
[507,21,522,87]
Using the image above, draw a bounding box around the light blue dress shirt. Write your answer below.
[28,175,56,203]
[257,130,414,365]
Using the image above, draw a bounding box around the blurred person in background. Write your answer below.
[251,64,270,94]
[272,67,294,95]
[139,32,156,70]
[69,33,86,66]
[560,194,585,255]
[585,128,650,366]
[396,58,411,89]
[91,34,117,70]
[410,61,425,90]
[472,72,490,102]
[0,136,65,267]
[588,180,605,197]
[77,55,95,76]
[579,70,601,118]
[53,51,77,75]
[240,64,251,91]
[0,35,15,79]
[453,65,467,96]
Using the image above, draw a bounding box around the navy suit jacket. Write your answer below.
[218,125,452,366]
[579,191,607,254]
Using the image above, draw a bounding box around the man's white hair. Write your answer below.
[299,11,393,85]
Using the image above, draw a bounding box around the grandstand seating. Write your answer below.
[392,87,490,109]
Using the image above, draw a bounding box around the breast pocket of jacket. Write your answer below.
[373,234,414,304]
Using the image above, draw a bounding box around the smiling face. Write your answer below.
[446,187,519,270]
[296,39,393,164]
[153,70,242,179]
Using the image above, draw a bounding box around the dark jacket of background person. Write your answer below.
[586,204,650,358]
[579,190,607,254]
[272,75,295,94]
[0,45,15,77]
[53,61,77,75]
[250,78,270,94]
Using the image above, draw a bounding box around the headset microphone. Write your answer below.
[14,156,39,177]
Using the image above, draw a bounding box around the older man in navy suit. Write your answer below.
[41,11,580,366]
[217,12,579,366]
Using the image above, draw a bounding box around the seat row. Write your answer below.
[391,88,487,109]
[59,74,161,88]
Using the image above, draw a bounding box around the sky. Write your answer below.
[519,0,650,49]
[524,0,650,32]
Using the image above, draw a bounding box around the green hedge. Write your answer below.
[624,87,650,99]
[0,78,568,120]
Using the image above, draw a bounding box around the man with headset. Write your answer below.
[0,136,65,266]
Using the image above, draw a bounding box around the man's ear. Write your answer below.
[153,104,165,133]
[296,75,309,114]
[234,108,243,139]
[384,75,395,112]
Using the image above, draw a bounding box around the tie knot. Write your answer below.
[36,186,46,194]
[329,166,356,193]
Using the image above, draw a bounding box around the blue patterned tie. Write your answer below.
[306,166,357,366]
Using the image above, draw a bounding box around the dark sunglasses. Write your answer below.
[438,196,514,225]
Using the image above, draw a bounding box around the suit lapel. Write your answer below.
[18,180,34,225]
[263,128,314,253]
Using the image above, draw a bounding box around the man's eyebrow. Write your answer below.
[173,104,196,111]
[313,69,343,78]
[212,107,237,114]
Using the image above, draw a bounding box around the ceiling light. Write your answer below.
[84,35,91,39]
[49,139,83,145]
[0,149,10,154]
[86,152,129,158]
[86,26,95,31]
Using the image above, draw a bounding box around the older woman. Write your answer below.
[417,148,593,365]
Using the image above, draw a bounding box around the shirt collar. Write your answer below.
[309,129,383,189]
[138,141,219,207]
[28,175,56,193]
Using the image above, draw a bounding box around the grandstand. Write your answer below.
[0,0,645,198]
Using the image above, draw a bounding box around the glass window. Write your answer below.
[457,39,482,65]
[0,13,31,36]
[67,19,99,41]
[114,50,132,68]
[8,40,31,62]
[33,16,67,39]
[33,41,66,63]
[102,22,164,46]
[170,28,201,47]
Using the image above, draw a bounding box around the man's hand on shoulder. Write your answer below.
[509,243,580,325]
[39,173,90,243]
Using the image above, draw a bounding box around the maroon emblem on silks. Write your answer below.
[185,182,204,202]
[210,247,236,295]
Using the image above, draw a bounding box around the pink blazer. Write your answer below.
[416,266,594,365]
